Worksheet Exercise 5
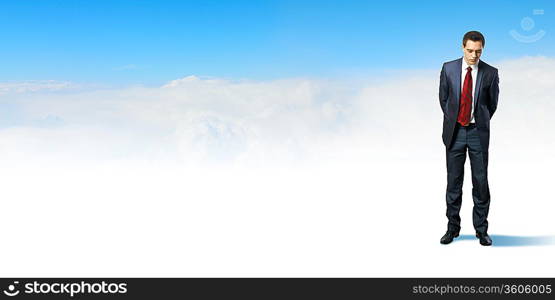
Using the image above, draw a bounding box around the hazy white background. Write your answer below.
[1,56,554,276]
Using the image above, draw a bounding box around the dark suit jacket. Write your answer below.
[439,58,499,150]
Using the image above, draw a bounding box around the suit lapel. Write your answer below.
[454,58,462,106]
[474,60,485,106]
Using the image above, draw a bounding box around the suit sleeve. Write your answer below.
[488,70,499,119]
[439,63,449,115]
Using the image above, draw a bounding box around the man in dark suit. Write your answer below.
[439,31,499,246]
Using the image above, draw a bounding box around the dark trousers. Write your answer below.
[445,123,490,234]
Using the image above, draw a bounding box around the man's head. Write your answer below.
[462,31,485,65]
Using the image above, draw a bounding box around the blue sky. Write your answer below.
[1,0,554,85]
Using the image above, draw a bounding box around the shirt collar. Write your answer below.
[462,58,479,71]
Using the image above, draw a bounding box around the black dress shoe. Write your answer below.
[476,232,492,246]
[440,231,459,244]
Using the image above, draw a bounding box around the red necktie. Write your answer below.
[457,66,473,126]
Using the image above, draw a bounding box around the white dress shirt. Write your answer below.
[461,58,478,124]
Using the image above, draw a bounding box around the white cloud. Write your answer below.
[0,74,359,166]
[1,56,554,167]
[113,64,139,71]
[1,57,555,276]
[0,80,74,95]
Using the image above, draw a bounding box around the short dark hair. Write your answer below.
[462,31,485,47]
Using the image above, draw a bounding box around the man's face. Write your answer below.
[462,40,483,65]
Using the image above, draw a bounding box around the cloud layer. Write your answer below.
[2,57,554,167]
[1,56,555,276]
